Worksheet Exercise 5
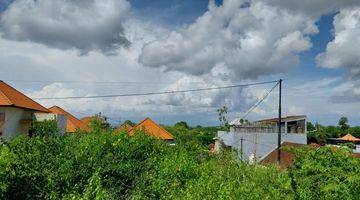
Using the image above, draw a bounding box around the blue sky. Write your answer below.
[0,0,359,126]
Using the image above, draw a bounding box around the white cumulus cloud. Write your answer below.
[139,0,316,79]
[317,7,360,102]
[0,0,131,55]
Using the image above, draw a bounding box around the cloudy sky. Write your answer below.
[0,0,359,126]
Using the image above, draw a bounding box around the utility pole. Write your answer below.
[240,137,243,160]
[277,79,282,163]
[254,133,257,162]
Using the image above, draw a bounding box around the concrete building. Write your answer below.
[216,115,307,162]
[0,81,66,139]
[48,106,89,133]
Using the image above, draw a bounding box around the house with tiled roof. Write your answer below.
[48,106,88,133]
[0,81,67,139]
[128,117,174,141]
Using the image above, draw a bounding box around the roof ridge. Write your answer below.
[146,118,174,137]
[48,105,88,132]
[0,81,49,112]
[129,117,150,131]
[49,105,85,124]
[129,117,173,139]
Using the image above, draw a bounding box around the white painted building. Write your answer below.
[216,115,307,162]
[0,81,67,139]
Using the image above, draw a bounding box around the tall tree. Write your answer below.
[174,121,189,129]
[217,106,229,130]
[123,120,136,127]
[338,117,350,132]
[307,122,315,132]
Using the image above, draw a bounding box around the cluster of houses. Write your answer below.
[0,81,174,142]
[1,80,358,167]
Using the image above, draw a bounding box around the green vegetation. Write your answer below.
[166,124,220,146]
[88,113,111,132]
[288,146,360,199]
[123,120,136,127]
[29,120,59,137]
[217,106,230,131]
[307,117,360,143]
[1,121,359,199]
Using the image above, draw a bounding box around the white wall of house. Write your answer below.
[34,113,67,135]
[0,107,68,140]
[0,107,33,140]
[217,131,307,162]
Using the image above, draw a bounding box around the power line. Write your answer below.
[240,81,279,120]
[33,80,278,100]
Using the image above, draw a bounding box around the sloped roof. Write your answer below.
[80,116,92,128]
[260,142,304,168]
[340,134,360,142]
[128,118,174,140]
[0,81,49,112]
[115,124,133,133]
[48,106,87,132]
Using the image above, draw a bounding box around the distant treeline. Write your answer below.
[307,116,360,144]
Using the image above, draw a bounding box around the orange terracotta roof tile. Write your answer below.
[128,117,174,140]
[80,116,93,127]
[340,134,360,142]
[48,106,87,133]
[0,81,49,112]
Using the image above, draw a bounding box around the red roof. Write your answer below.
[260,142,304,168]
[48,106,87,132]
[0,81,49,112]
[128,118,174,140]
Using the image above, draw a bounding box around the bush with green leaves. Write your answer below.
[0,132,165,199]
[288,146,360,200]
[28,120,59,137]
[0,128,359,199]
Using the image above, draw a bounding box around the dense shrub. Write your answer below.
[0,132,165,199]
[28,120,58,137]
[166,125,219,146]
[288,146,360,200]
[0,129,359,199]
[134,149,294,199]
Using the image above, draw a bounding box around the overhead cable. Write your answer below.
[240,81,279,120]
[34,80,278,100]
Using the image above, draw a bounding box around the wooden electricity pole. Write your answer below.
[277,79,282,163]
